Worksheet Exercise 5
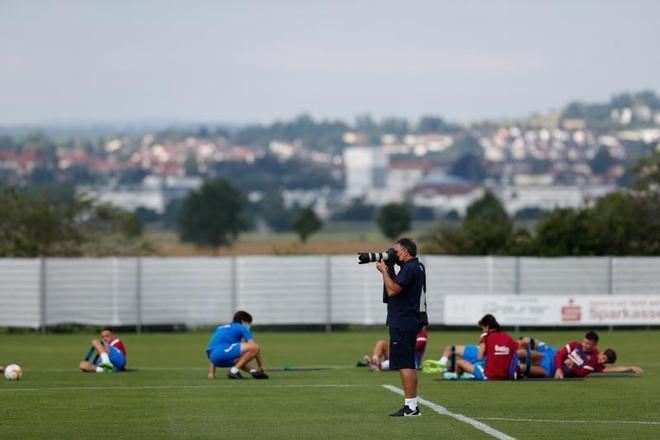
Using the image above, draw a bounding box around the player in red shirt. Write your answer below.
[453,314,518,380]
[554,331,609,379]
[79,328,127,373]
[516,333,631,378]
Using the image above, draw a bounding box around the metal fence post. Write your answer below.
[325,256,332,333]
[230,256,237,316]
[515,257,521,295]
[514,257,521,333]
[136,257,143,334]
[39,257,47,335]
[608,257,614,332]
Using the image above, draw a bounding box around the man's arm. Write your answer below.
[554,343,572,380]
[600,366,643,374]
[376,261,402,297]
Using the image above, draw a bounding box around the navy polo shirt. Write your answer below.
[386,257,425,331]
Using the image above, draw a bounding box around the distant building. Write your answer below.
[411,172,483,215]
[496,184,616,215]
[78,175,203,213]
[343,146,393,204]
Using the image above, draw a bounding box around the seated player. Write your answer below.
[357,328,427,371]
[207,310,268,380]
[422,344,482,374]
[448,314,518,381]
[79,328,127,373]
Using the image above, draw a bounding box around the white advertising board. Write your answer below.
[443,294,660,326]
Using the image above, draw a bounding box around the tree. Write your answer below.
[376,204,411,240]
[590,147,615,175]
[423,191,516,255]
[258,190,293,232]
[177,179,246,253]
[291,207,322,242]
[0,186,151,257]
[417,116,448,133]
[449,153,486,182]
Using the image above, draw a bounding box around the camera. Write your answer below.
[357,248,397,265]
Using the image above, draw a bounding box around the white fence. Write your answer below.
[0,256,659,329]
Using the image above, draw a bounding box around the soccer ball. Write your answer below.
[4,364,23,381]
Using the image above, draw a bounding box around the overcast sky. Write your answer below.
[1,0,659,125]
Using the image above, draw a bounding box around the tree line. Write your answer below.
[1,151,658,257]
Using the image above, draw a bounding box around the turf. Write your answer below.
[1,330,659,439]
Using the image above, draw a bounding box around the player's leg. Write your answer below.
[79,361,98,372]
[91,339,114,370]
[226,341,260,378]
[107,346,126,372]
[455,359,474,375]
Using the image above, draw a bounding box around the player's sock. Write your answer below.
[439,356,448,367]
[249,368,258,374]
[84,346,95,361]
[100,352,110,364]
[95,366,105,373]
[404,397,418,411]
[230,367,240,375]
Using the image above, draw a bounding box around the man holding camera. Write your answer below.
[376,237,427,417]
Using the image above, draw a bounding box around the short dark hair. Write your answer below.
[233,310,253,324]
[585,331,599,343]
[603,348,617,364]
[396,237,417,257]
[478,314,500,331]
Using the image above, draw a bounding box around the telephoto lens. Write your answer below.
[357,248,396,265]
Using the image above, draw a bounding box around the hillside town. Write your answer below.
[1,91,659,223]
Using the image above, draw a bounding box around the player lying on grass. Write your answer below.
[79,328,127,373]
[446,314,519,380]
[422,343,483,374]
[517,334,643,378]
[356,328,427,371]
[206,310,268,380]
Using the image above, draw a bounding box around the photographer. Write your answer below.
[376,237,427,417]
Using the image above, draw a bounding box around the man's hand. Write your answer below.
[376,260,386,274]
[631,366,643,374]
[554,369,564,380]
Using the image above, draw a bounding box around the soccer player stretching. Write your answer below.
[452,314,518,380]
[79,328,127,373]
[206,311,268,380]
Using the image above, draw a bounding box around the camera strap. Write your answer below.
[419,261,427,310]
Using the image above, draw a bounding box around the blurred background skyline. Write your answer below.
[2,0,660,125]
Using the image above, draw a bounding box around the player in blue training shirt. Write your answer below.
[206,310,268,380]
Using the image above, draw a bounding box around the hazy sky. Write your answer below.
[1,0,659,125]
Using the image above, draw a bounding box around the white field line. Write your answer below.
[35,365,354,372]
[382,384,515,440]
[0,384,373,393]
[477,417,660,426]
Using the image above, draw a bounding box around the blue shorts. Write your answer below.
[463,345,479,363]
[94,346,126,371]
[207,342,242,367]
[473,361,487,381]
[538,345,557,378]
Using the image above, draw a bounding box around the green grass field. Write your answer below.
[2,330,659,439]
